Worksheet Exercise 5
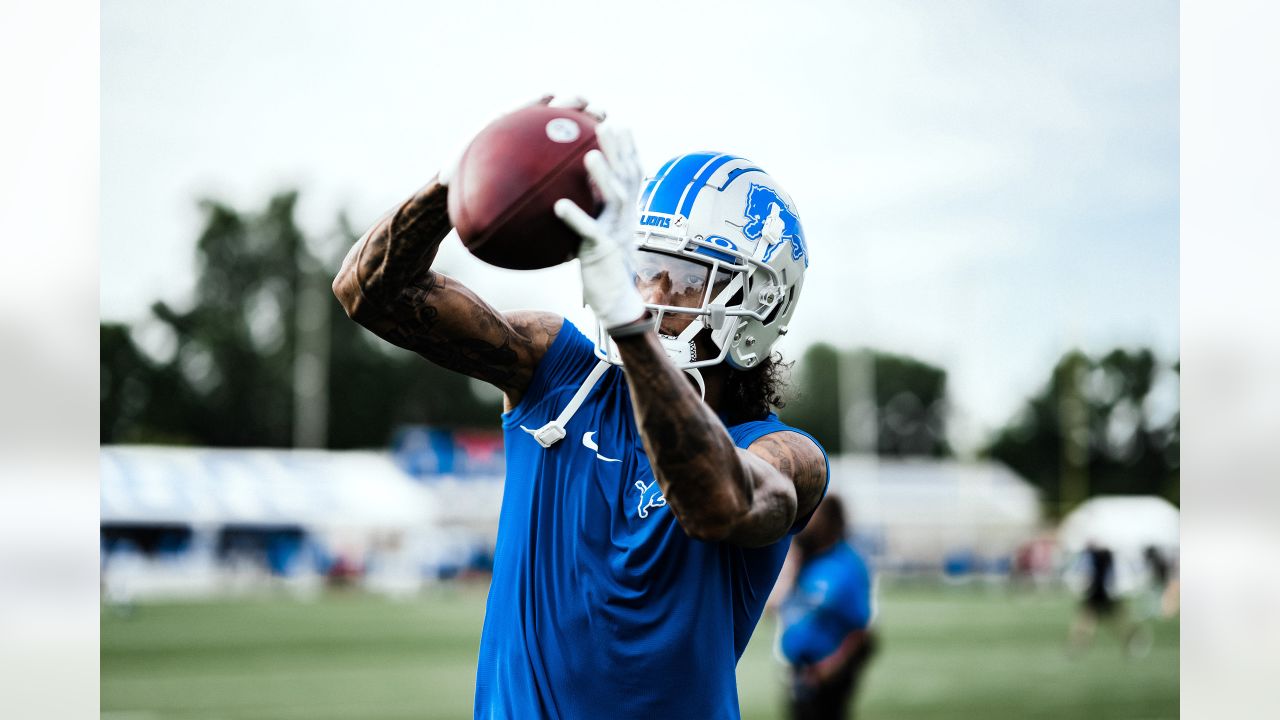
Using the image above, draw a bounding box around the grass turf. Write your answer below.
[102,581,1177,719]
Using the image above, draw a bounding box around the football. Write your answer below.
[447,104,604,270]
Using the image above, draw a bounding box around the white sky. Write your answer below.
[101,0,1178,452]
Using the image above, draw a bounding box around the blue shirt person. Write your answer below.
[777,495,876,720]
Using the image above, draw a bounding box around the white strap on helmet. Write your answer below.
[684,367,706,400]
[523,360,612,448]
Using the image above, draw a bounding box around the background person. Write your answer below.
[777,494,876,720]
[1068,540,1148,657]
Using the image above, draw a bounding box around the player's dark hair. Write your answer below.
[721,352,792,425]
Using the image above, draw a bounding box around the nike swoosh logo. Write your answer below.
[582,431,621,463]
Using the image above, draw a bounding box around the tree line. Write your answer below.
[101,193,1177,514]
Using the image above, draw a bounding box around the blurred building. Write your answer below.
[829,456,1042,577]
[100,445,492,601]
[100,442,1051,598]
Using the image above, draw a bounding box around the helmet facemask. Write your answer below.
[594,233,788,371]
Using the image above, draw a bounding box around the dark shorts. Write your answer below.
[1084,592,1117,616]
[789,632,879,720]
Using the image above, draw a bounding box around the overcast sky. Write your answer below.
[101,0,1178,452]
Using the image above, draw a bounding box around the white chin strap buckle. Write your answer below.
[530,424,567,448]
[521,360,611,449]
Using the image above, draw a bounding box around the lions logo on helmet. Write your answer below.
[742,184,808,267]
[594,152,810,373]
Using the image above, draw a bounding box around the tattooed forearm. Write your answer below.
[614,332,752,541]
[352,178,453,308]
[333,179,562,402]
[614,327,826,545]
[381,274,524,389]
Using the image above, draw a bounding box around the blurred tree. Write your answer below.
[100,192,502,448]
[782,344,951,457]
[982,348,1179,516]
[101,323,163,443]
[782,344,840,452]
[873,350,952,457]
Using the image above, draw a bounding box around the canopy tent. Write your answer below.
[101,446,436,530]
[1058,495,1180,556]
[828,456,1042,570]
[1057,495,1179,596]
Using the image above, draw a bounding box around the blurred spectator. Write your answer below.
[777,495,877,720]
[1068,540,1148,657]
[325,552,364,589]
[1143,545,1180,619]
[1011,534,1058,592]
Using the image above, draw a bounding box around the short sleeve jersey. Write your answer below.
[474,320,829,719]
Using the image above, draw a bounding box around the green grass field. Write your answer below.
[102,582,1178,719]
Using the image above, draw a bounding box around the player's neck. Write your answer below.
[697,363,729,414]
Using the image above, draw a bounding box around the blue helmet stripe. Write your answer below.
[718,166,764,190]
[645,152,718,215]
[672,154,726,218]
[638,155,679,210]
[676,154,743,218]
[692,246,738,263]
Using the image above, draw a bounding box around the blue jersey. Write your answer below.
[474,320,828,719]
[778,542,873,666]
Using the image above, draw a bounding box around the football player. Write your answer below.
[333,97,828,719]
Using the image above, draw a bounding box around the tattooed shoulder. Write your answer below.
[748,431,828,518]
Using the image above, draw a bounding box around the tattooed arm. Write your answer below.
[615,331,827,546]
[332,177,561,408]
[734,432,828,546]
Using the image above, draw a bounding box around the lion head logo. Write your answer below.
[741,184,808,267]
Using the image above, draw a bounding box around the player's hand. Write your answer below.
[439,95,605,188]
[542,94,607,121]
[554,122,647,331]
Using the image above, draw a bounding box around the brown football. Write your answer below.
[447,104,604,270]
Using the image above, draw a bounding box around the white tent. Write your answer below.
[100,445,436,529]
[1057,495,1179,596]
[1058,495,1179,556]
[100,446,451,600]
[828,456,1042,570]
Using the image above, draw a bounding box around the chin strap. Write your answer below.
[684,367,706,400]
[520,360,612,448]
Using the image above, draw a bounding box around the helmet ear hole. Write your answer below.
[762,300,783,327]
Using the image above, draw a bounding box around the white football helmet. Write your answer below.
[594,152,810,371]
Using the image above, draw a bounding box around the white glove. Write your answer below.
[554,123,647,330]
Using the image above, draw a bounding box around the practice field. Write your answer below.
[102,582,1178,719]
